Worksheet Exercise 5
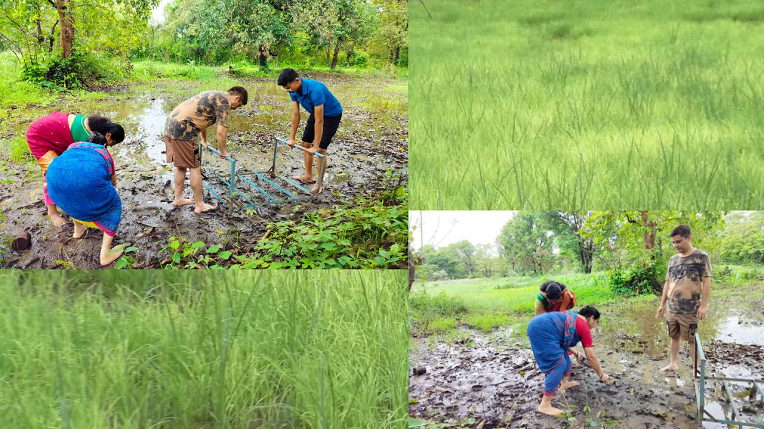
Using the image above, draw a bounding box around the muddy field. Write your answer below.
[409,287,764,428]
[0,74,407,268]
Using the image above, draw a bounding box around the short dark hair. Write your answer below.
[87,115,124,144]
[579,305,601,320]
[277,68,299,86]
[540,280,567,293]
[227,86,248,105]
[670,225,691,238]
[88,131,107,146]
[106,123,125,143]
[545,283,562,300]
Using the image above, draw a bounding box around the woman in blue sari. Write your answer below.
[47,132,124,266]
[526,306,610,415]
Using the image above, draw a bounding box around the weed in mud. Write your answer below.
[114,246,139,269]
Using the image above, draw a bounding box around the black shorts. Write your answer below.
[302,114,342,149]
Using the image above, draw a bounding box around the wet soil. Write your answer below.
[0,74,408,269]
[409,286,764,428]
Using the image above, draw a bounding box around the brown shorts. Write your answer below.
[164,137,200,168]
[666,311,699,343]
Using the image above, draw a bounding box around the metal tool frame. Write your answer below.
[200,137,326,209]
[693,333,764,428]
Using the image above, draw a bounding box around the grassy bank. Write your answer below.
[0,270,408,428]
[409,265,764,337]
[410,0,764,209]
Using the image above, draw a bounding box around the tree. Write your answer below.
[449,240,476,277]
[719,212,764,264]
[544,212,596,274]
[1,0,158,65]
[580,211,725,267]
[497,213,556,275]
[369,0,406,65]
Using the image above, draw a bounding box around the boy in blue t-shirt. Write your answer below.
[277,68,343,195]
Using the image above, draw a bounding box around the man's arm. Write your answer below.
[201,128,208,147]
[698,276,711,319]
[216,125,228,158]
[311,104,324,152]
[287,101,301,147]
[657,279,669,317]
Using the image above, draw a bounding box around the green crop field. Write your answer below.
[410,0,764,209]
[0,271,407,429]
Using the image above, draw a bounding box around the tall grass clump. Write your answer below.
[0,270,408,429]
[410,0,764,209]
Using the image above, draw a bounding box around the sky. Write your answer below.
[151,0,172,25]
[409,211,517,251]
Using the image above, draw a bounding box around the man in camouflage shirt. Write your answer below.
[657,224,712,373]
[163,86,248,214]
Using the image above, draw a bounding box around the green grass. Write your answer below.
[418,272,616,314]
[410,0,764,209]
[0,270,407,429]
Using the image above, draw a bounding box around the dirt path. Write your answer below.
[409,288,764,428]
[0,74,408,268]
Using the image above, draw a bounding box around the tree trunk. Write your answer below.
[49,21,59,53]
[258,45,267,67]
[330,43,340,69]
[36,20,44,44]
[641,211,656,250]
[393,45,400,65]
[326,48,331,64]
[55,0,74,58]
[345,45,354,67]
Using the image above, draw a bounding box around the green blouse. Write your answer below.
[536,292,549,309]
[70,115,91,143]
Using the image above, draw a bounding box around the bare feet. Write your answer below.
[537,403,564,416]
[72,222,87,239]
[194,202,217,214]
[172,198,194,207]
[660,364,679,372]
[560,379,580,390]
[292,174,315,183]
[310,183,324,195]
[100,245,124,266]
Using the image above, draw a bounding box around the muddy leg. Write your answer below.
[189,166,214,214]
[99,234,123,266]
[47,203,66,227]
[538,394,564,416]
[172,167,194,207]
[73,221,87,238]
[660,337,680,372]
[311,148,327,195]
[560,375,580,389]
[292,141,314,182]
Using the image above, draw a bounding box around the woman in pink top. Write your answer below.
[26,112,124,226]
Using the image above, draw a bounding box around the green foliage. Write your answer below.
[719,212,764,264]
[497,212,556,275]
[410,0,764,209]
[463,312,512,332]
[6,135,34,164]
[581,211,725,268]
[143,0,403,69]
[238,198,407,269]
[607,263,660,297]
[409,289,467,335]
[0,270,408,428]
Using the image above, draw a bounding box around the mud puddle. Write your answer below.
[409,286,764,428]
[0,75,407,268]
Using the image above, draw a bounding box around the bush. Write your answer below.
[409,289,467,335]
[352,51,368,68]
[608,264,660,296]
